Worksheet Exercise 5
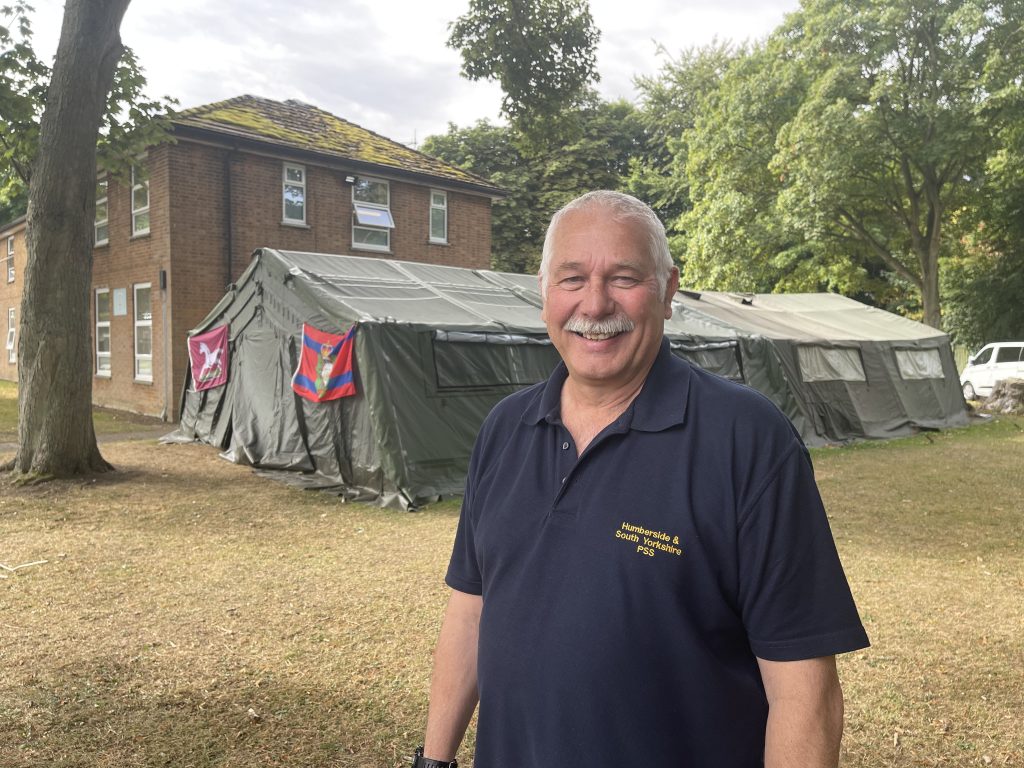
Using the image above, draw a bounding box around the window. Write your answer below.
[282,163,306,224]
[895,348,943,380]
[95,178,109,246]
[134,283,152,381]
[6,308,14,364]
[797,346,866,382]
[429,190,447,243]
[352,176,394,251]
[995,345,1023,364]
[971,346,993,365]
[131,165,150,235]
[96,289,111,376]
[6,236,13,283]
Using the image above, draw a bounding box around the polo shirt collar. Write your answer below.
[522,337,690,432]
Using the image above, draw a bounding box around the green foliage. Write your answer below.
[422,99,645,273]
[447,0,599,146]
[0,0,174,214]
[626,42,736,255]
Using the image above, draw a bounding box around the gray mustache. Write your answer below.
[563,315,635,335]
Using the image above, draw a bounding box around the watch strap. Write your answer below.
[412,745,458,768]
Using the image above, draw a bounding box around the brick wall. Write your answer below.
[91,145,172,418]
[0,221,25,383]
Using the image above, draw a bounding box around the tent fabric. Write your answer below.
[166,249,968,508]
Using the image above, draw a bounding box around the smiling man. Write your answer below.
[413,191,869,768]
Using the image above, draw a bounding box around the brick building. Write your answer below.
[1,95,503,419]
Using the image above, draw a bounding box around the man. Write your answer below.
[413,191,869,768]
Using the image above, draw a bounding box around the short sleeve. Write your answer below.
[737,444,869,661]
[444,426,485,596]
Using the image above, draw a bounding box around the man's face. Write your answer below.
[540,207,678,392]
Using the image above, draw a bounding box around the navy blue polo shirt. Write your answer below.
[446,339,869,767]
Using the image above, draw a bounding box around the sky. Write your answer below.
[26,0,800,146]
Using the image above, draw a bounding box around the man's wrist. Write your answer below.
[411,745,458,768]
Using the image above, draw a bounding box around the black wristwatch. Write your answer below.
[411,745,458,768]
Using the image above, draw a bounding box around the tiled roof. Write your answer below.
[173,95,500,193]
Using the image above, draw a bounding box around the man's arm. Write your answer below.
[757,655,845,768]
[422,589,483,761]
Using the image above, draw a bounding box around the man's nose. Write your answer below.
[580,279,615,316]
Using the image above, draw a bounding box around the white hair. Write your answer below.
[538,190,674,292]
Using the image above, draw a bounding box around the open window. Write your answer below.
[352,177,394,251]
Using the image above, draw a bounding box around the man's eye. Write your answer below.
[559,276,585,288]
[611,276,640,287]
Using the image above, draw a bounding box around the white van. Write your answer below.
[960,341,1024,400]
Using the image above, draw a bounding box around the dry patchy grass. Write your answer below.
[1,418,1022,767]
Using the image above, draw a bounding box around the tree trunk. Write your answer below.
[9,0,131,477]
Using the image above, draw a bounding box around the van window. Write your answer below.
[972,347,993,365]
[995,345,1023,364]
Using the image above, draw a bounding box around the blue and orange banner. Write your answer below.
[291,323,357,402]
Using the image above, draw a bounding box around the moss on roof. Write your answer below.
[174,96,497,191]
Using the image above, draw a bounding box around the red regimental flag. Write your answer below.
[291,323,357,402]
[188,325,229,391]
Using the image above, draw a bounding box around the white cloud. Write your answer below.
[21,0,799,144]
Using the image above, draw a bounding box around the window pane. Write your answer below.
[135,288,151,320]
[133,185,149,210]
[97,354,111,374]
[353,227,389,248]
[895,348,943,379]
[353,204,395,227]
[97,327,111,354]
[797,346,866,382]
[136,325,152,355]
[431,191,446,207]
[136,356,152,378]
[995,346,1022,363]
[284,184,305,220]
[431,207,447,240]
[353,178,388,205]
[95,200,108,222]
[97,292,110,320]
[95,223,109,243]
[97,179,107,196]
[133,212,150,233]
[286,166,304,183]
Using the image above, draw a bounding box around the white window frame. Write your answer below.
[6,236,13,283]
[131,165,150,236]
[95,177,109,246]
[95,288,111,377]
[429,189,448,244]
[133,283,152,382]
[6,307,15,364]
[352,176,393,252]
[282,162,306,224]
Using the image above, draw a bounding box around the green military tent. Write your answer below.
[167,249,967,508]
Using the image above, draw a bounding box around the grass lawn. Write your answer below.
[0,380,165,444]
[1,412,1022,767]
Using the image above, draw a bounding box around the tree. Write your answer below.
[447,0,600,146]
[768,0,1023,328]
[1,0,171,478]
[627,42,736,258]
[423,99,646,274]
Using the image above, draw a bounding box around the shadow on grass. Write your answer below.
[1,657,423,768]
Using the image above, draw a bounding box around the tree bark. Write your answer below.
[9,0,131,477]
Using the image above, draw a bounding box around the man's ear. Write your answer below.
[663,267,680,318]
[538,272,547,322]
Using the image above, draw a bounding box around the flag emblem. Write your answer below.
[292,323,357,402]
[188,325,229,391]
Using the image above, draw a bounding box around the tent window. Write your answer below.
[433,337,558,389]
[797,346,866,382]
[670,342,742,380]
[895,348,943,380]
